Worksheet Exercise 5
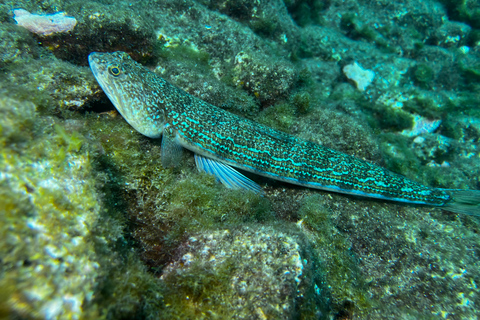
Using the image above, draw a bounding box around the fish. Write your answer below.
[88,51,480,215]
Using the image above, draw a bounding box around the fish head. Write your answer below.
[88,51,164,138]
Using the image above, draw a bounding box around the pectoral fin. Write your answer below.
[194,154,262,193]
[161,128,184,168]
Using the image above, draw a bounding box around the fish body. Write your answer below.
[89,51,480,215]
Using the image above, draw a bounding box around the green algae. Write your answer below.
[230,51,298,106]
[286,0,326,27]
[158,171,273,254]
[297,194,369,315]
[89,249,165,320]
[375,108,414,132]
[0,98,101,319]
[412,63,435,89]
[84,111,273,264]
[160,226,329,319]
[83,110,330,317]
[439,0,480,29]
[444,92,480,118]
[0,97,171,319]
[379,133,421,175]
[292,91,312,114]
[82,110,334,318]
[403,95,444,119]
[167,173,272,226]
[0,55,96,113]
[1,0,480,318]
[257,102,296,133]
[161,257,235,319]
[158,43,211,70]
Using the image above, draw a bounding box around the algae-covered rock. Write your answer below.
[0,22,39,67]
[161,226,328,319]
[0,97,170,319]
[198,0,300,49]
[2,0,480,319]
[0,97,101,319]
[232,51,298,106]
[0,18,96,112]
[1,57,96,111]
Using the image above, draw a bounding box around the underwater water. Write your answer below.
[1,0,480,319]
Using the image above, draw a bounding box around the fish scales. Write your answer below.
[176,102,443,203]
[89,51,480,215]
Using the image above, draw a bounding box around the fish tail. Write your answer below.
[440,189,480,216]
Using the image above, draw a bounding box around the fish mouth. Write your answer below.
[88,52,104,80]
[88,52,124,113]
[88,53,112,96]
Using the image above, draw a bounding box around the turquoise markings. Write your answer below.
[89,51,480,215]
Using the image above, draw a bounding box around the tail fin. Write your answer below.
[440,189,480,216]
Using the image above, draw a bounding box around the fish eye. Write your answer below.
[108,65,121,76]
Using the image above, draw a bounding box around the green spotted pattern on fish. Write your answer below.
[89,51,480,215]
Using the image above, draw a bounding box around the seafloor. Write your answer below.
[1,0,480,319]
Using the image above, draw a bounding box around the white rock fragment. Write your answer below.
[413,136,425,144]
[401,114,441,137]
[343,62,375,91]
[13,9,77,36]
[41,298,63,320]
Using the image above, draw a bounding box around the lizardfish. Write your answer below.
[88,51,480,215]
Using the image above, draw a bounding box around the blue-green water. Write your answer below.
[1,0,480,319]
